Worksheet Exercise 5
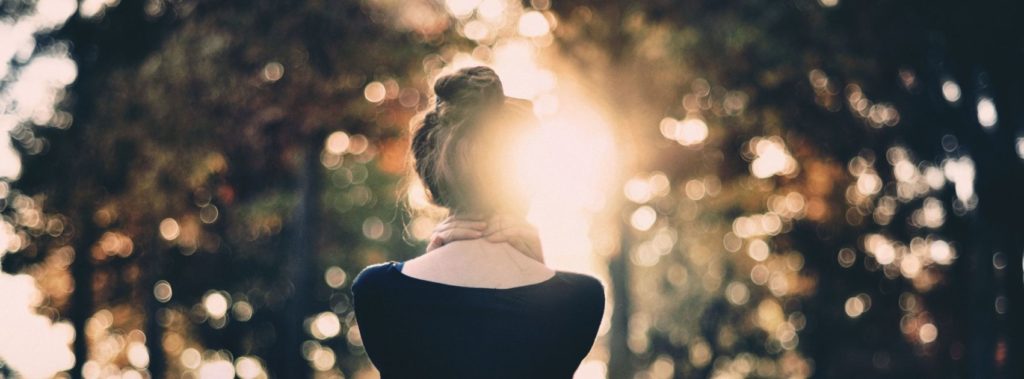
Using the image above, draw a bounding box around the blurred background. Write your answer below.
[1,0,1023,378]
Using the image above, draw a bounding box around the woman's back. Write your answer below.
[353,66,604,378]
[352,256,604,379]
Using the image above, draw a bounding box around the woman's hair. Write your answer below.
[410,66,536,216]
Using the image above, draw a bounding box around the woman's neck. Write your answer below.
[402,239,553,288]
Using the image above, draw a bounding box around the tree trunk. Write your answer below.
[608,219,633,379]
[279,131,323,378]
[68,202,96,379]
[143,234,166,377]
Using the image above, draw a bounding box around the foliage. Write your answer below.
[1,0,1021,378]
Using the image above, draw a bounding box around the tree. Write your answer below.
[540,0,1022,377]
[8,0,450,376]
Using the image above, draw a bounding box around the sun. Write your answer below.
[508,98,619,274]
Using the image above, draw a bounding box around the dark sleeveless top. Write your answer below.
[352,261,605,379]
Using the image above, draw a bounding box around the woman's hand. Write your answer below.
[426,214,544,264]
[426,216,488,252]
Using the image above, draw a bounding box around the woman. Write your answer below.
[352,66,605,379]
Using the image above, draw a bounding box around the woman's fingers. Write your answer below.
[427,228,484,251]
[439,228,484,243]
[426,214,544,264]
[434,217,487,234]
[426,216,488,252]
[426,234,445,252]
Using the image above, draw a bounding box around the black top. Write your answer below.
[352,261,605,379]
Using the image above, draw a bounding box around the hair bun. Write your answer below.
[411,65,535,214]
[433,66,505,107]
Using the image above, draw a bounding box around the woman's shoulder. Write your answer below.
[555,271,603,288]
[351,261,400,295]
[553,271,605,302]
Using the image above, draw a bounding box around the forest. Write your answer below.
[0,0,1022,378]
